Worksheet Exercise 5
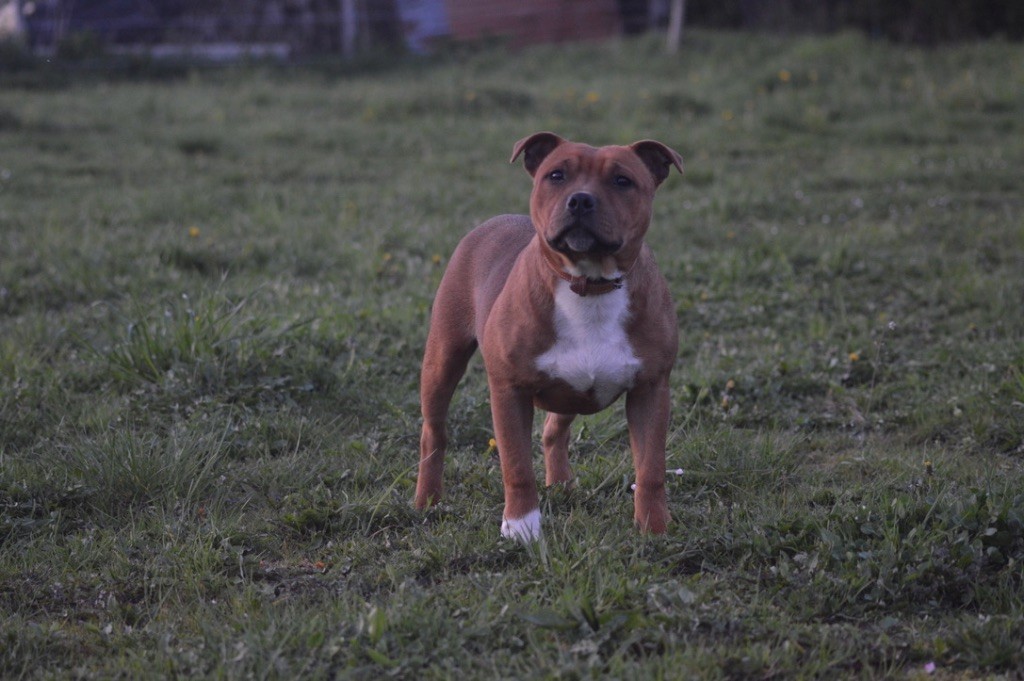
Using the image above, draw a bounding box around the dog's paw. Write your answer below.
[500,508,543,543]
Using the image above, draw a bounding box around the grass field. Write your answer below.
[2,30,1023,678]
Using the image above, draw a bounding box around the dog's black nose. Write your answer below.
[567,192,596,216]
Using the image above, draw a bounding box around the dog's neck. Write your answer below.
[540,247,623,297]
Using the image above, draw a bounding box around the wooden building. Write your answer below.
[444,0,621,48]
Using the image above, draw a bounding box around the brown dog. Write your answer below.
[414,132,683,541]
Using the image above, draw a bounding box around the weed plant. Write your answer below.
[1,31,1023,678]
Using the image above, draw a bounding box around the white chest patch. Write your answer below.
[535,281,641,408]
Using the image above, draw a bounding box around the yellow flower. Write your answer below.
[848,351,860,362]
[584,91,600,104]
[187,226,200,238]
[431,254,442,265]
[382,252,392,262]
[488,438,497,448]
[778,69,792,83]
[721,109,735,122]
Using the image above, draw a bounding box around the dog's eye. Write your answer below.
[613,175,634,188]
[547,169,565,182]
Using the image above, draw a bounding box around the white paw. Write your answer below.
[500,509,543,542]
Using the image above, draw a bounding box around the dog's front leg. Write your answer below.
[626,378,671,534]
[489,382,542,541]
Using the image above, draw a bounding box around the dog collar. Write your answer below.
[542,248,623,297]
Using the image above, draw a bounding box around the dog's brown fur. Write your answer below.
[414,132,683,539]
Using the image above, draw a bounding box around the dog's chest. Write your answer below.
[535,283,641,408]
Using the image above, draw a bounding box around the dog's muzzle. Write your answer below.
[549,224,622,256]
[548,191,623,256]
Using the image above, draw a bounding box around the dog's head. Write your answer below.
[510,132,683,278]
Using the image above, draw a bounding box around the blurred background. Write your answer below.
[2,0,1022,62]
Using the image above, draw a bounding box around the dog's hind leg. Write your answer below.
[414,313,476,510]
[542,412,576,487]
[415,339,475,509]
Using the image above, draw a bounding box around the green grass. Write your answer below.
[2,30,1023,678]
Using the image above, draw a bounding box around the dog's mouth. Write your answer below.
[548,223,622,257]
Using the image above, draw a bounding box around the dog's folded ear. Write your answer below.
[510,132,566,176]
[630,140,684,186]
